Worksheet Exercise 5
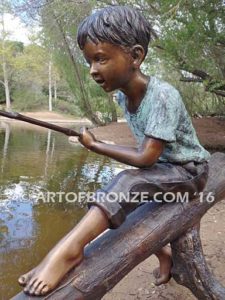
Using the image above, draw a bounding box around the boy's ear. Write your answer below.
[131,45,145,68]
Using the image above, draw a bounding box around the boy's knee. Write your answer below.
[88,200,126,229]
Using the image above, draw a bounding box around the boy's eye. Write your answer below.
[96,57,107,64]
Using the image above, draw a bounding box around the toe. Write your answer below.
[24,277,38,294]
[41,285,49,295]
[18,276,26,286]
[35,282,49,296]
[29,279,42,295]
[18,273,31,286]
[154,276,165,286]
[154,274,171,286]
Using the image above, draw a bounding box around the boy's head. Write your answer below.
[77,5,154,58]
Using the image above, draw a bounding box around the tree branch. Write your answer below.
[153,44,225,97]
[180,77,203,83]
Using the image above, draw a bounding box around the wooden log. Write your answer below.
[12,152,225,300]
[171,223,225,300]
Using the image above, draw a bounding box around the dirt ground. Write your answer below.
[91,116,225,150]
[2,112,225,299]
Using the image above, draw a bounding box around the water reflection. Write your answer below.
[1,121,10,175]
[0,122,126,299]
[0,201,34,251]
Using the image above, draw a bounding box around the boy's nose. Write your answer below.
[90,63,98,77]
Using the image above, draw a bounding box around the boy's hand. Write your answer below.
[78,127,97,150]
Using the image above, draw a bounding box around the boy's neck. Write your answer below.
[120,71,150,113]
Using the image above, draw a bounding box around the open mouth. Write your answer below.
[95,79,105,86]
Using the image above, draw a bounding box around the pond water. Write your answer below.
[0,121,126,299]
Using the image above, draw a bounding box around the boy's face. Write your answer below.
[83,41,135,93]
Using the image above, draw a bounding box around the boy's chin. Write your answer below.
[101,85,114,93]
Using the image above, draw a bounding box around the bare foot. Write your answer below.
[18,268,36,286]
[18,242,83,296]
[18,206,109,296]
[154,246,172,286]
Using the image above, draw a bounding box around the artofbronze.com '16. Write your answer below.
[22,191,215,204]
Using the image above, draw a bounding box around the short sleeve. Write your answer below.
[144,88,181,142]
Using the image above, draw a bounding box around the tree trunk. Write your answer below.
[171,223,225,300]
[2,61,10,110]
[48,60,53,112]
[12,153,225,300]
[1,13,11,111]
[50,7,103,126]
[54,78,57,101]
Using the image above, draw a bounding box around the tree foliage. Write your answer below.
[13,0,117,124]
[154,0,225,97]
[10,0,225,118]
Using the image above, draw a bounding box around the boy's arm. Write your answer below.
[79,127,165,168]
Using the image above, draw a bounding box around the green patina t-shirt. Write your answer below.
[117,76,210,163]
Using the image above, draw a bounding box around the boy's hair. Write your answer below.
[77,5,155,57]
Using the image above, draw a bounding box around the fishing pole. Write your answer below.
[0,110,81,137]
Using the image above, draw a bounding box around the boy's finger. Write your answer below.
[79,126,88,135]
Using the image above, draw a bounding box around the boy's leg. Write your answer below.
[18,162,207,295]
[18,206,109,296]
[154,246,172,285]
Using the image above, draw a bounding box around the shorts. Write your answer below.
[88,161,209,229]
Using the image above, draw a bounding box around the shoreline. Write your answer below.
[1,112,225,151]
